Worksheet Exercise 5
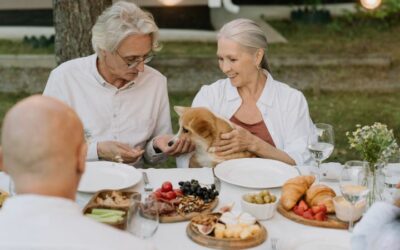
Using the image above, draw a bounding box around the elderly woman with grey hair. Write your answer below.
[189,18,314,166]
[44,1,193,167]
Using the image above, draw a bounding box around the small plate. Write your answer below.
[214,158,299,189]
[78,161,142,193]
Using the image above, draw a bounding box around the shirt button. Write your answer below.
[113,136,117,140]
[113,114,117,118]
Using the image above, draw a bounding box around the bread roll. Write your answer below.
[280,175,315,211]
[305,184,336,213]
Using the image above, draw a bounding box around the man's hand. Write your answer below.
[210,125,256,156]
[97,141,144,163]
[154,135,195,157]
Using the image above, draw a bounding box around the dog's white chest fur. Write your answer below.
[193,137,215,168]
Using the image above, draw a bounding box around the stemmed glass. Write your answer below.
[127,194,159,240]
[340,161,369,232]
[308,123,335,182]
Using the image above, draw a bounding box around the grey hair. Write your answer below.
[92,1,160,55]
[217,18,271,73]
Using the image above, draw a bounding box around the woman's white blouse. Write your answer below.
[192,72,314,166]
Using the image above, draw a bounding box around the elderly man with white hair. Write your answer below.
[44,1,193,167]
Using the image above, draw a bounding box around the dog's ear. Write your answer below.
[174,106,189,117]
[192,118,214,140]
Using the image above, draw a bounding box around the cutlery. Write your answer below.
[271,237,279,250]
[142,172,153,192]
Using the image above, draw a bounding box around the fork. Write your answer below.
[142,172,153,192]
[271,238,279,250]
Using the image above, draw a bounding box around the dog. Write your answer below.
[174,106,255,168]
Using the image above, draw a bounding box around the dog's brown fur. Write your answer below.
[174,106,255,168]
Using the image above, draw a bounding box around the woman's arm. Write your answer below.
[213,125,296,165]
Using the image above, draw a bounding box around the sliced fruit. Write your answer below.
[293,205,305,216]
[298,200,309,211]
[303,209,314,220]
[314,211,327,221]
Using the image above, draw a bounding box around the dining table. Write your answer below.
[0,165,351,250]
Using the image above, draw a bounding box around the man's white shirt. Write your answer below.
[43,54,171,167]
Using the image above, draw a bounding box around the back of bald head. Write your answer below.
[1,95,85,181]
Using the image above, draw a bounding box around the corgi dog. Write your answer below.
[174,106,255,168]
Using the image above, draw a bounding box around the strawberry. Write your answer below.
[293,205,305,216]
[298,200,309,211]
[161,181,173,192]
[314,211,327,221]
[318,204,327,213]
[311,205,323,214]
[303,209,314,220]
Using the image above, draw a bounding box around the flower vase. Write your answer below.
[365,162,385,208]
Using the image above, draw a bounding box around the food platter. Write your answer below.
[215,158,299,188]
[159,198,219,223]
[186,213,267,249]
[277,204,348,230]
[82,189,139,230]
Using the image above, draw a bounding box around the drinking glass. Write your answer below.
[127,195,159,239]
[340,161,369,232]
[308,123,335,182]
[382,157,400,204]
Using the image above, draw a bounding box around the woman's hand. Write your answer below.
[154,135,195,157]
[97,141,144,163]
[211,125,257,156]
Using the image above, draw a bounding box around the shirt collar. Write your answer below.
[226,70,275,107]
[258,70,275,107]
[2,194,81,215]
[91,54,136,90]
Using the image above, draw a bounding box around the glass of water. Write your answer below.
[308,123,335,182]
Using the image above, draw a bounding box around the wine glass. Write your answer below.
[340,161,369,232]
[308,123,335,182]
[127,195,159,240]
[382,156,400,204]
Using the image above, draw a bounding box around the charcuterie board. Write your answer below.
[186,213,267,249]
[277,204,348,230]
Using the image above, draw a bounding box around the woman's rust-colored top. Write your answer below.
[230,115,276,147]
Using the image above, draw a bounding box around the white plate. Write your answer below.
[284,234,350,250]
[214,158,299,188]
[78,161,142,193]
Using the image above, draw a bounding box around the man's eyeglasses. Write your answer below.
[115,50,154,69]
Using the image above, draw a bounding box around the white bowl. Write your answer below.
[333,196,366,222]
[240,193,279,220]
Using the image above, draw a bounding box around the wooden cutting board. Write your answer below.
[159,198,219,223]
[186,213,267,249]
[277,204,348,230]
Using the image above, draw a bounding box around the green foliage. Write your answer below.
[347,123,399,170]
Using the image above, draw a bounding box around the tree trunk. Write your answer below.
[53,0,112,65]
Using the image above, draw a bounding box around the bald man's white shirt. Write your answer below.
[0,195,155,250]
[43,54,172,167]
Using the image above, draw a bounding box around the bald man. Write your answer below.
[0,95,154,249]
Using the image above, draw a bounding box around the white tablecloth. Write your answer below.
[0,168,350,250]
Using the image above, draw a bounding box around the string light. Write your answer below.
[157,0,183,6]
[360,0,382,10]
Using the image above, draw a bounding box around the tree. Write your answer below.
[53,0,112,65]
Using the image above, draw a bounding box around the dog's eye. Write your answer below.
[182,127,189,133]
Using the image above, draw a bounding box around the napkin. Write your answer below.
[144,167,215,188]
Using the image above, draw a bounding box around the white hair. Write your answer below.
[217,18,271,72]
[91,1,160,55]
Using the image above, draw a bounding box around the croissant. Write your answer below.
[280,175,315,211]
[305,184,336,213]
